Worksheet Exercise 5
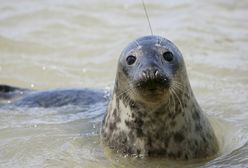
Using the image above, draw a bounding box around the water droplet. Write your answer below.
[31,84,35,88]
[7,100,11,104]
[42,66,46,70]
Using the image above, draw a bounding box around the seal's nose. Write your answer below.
[138,66,170,89]
[142,67,160,80]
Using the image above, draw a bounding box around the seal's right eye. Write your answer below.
[126,55,136,65]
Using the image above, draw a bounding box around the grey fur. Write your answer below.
[102,35,219,159]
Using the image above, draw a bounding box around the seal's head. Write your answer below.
[115,35,186,104]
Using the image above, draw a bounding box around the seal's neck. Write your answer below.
[102,74,218,159]
[113,81,196,131]
[102,79,197,144]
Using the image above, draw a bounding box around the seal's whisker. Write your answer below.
[173,81,183,88]
[167,92,171,106]
[173,81,183,87]
[141,0,153,35]
[120,73,139,88]
[156,36,162,46]
[135,40,141,48]
[166,92,172,115]
[115,75,141,99]
[122,92,131,103]
[116,81,140,100]
[116,87,133,98]
[167,91,172,113]
[128,85,139,99]
[169,89,176,113]
[172,83,184,92]
[173,85,183,92]
[160,37,166,46]
[172,81,184,92]
[171,87,184,112]
[159,36,163,46]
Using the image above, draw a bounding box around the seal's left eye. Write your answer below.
[126,55,136,65]
[163,51,173,62]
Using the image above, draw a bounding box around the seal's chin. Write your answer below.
[134,84,170,103]
[132,75,171,103]
[139,91,166,103]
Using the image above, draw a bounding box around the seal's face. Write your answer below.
[117,35,185,104]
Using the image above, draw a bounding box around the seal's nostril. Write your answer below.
[142,69,160,80]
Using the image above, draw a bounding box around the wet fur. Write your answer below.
[0,86,106,108]
[101,35,219,159]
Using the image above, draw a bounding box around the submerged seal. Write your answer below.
[102,35,219,159]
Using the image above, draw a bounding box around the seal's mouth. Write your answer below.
[134,77,170,100]
[137,78,169,90]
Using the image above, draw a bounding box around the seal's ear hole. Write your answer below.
[126,55,136,65]
[163,51,173,62]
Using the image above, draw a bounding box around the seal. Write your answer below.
[0,35,219,160]
[101,35,219,159]
[0,86,107,108]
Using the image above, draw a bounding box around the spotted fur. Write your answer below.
[101,35,219,159]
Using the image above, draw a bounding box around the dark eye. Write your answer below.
[126,55,136,65]
[163,51,173,62]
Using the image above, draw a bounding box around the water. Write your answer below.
[0,0,248,167]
